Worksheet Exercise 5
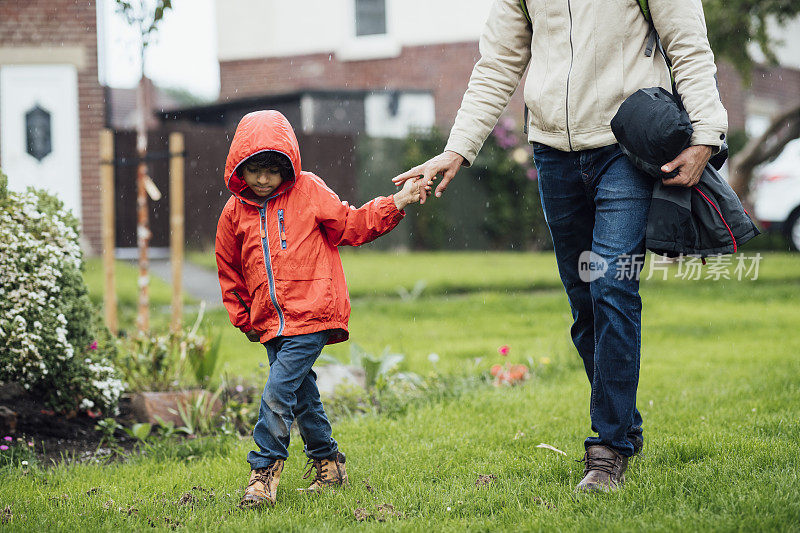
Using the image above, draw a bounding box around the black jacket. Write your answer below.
[646,166,760,257]
[611,87,759,257]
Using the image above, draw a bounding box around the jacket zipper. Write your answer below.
[565,0,575,151]
[278,209,287,250]
[259,205,285,335]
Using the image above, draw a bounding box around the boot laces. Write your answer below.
[579,453,617,476]
[303,458,333,486]
[248,466,275,488]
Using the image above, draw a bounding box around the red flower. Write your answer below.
[498,345,510,356]
[89,341,99,350]
[509,364,529,381]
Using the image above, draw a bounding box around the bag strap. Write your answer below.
[519,0,531,23]
[636,0,678,98]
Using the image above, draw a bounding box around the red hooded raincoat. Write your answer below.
[215,110,404,344]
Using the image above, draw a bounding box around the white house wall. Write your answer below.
[216,0,492,62]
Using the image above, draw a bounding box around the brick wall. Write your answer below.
[0,0,105,254]
[220,41,800,144]
[219,42,528,132]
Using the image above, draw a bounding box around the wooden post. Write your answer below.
[169,132,185,332]
[135,75,150,335]
[99,129,118,334]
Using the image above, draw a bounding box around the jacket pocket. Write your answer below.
[230,289,251,313]
[274,268,335,324]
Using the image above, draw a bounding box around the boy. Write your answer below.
[215,110,420,508]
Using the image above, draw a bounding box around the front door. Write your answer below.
[0,64,82,220]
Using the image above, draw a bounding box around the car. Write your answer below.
[751,138,800,251]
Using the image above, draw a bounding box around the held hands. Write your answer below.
[392,151,465,204]
[661,145,713,187]
[393,175,423,210]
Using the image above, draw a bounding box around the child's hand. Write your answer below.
[245,329,263,343]
[393,177,423,210]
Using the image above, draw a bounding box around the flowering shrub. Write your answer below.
[0,435,36,469]
[479,117,550,250]
[400,122,551,251]
[0,171,123,413]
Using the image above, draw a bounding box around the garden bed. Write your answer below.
[0,388,139,465]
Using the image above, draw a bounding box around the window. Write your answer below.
[355,0,386,36]
[338,0,398,61]
[365,91,435,139]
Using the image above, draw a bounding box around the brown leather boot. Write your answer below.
[240,460,284,507]
[576,445,628,493]
[300,451,348,493]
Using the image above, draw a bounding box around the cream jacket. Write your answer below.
[445,0,728,163]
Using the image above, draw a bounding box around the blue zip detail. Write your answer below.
[278,209,287,250]
[259,206,284,335]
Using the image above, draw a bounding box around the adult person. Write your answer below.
[393,0,727,492]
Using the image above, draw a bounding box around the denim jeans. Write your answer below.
[247,330,338,469]
[533,142,652,457]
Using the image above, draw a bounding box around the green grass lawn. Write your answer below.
[3,251,797,531]
[188,249,566,298]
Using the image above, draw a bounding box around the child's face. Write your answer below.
[242,164,283,197]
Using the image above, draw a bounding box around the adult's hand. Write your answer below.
[392,151,465,204]
[661,145,713,188]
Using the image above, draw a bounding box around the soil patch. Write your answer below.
[1,390,138,465]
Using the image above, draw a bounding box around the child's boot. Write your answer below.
[240,460,284,507]
[301,451,348,492]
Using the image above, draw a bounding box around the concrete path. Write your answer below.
[148,259,223,308]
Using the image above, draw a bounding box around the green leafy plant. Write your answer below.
[184,304,222,386]
[116,305,222,391]
[170,387,223,437]
[152,415,176,439]
[320,344,406,390]
[122,422,153,443]
[94,418,124,455]
[220,398,257,436]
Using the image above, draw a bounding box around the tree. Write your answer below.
[702,1,800,199]
[114,0,173,334]
[703,0,800,81]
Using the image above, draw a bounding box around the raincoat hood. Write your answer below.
[224,110,302,205]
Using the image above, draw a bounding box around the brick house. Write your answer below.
[214,0,527,138]
[0,0,105,253]
[215,0,800,141]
